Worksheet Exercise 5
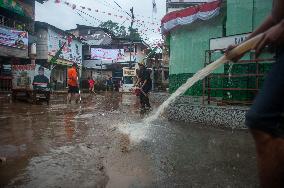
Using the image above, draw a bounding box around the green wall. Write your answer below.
[169,16,223,75]
[169,0,273,100]
[226,0,272,35]
[169,11,224,96]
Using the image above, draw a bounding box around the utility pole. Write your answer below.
[113,2,135,68]
[129,7,134,68]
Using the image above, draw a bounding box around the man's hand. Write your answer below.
[253,21,284,57]
[225,44,245,62]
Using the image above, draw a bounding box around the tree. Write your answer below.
[99,20,127,38]
[99,20,142,41]
[128,27,141,41]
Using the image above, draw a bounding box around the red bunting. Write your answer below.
[56,0,161,35]
[67,36,73,45]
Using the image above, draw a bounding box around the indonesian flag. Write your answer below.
[161,0,221,34]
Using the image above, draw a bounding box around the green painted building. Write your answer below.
[166,0,273,103]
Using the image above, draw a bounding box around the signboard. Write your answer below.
[12,64,51,90]
[32,65,51,90]
[91,48,125,61]
[0,26,28,49]
[48,29,82,65]
[123,68,136,77]
[1,64,12,76]
[210,33,250,50]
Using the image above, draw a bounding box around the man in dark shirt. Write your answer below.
[136,62,152,110]
[226,0,284,186]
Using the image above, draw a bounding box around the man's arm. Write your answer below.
[141,79,147,88]
[271,0,284,23]
[249,0,284,39]
[254,19,284,56]
[134,77,141,87]
[248,15,276,39]
[227,0,284,59]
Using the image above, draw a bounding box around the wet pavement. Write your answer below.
[0,92,258,187]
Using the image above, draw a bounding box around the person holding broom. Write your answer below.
[226,0,284,187]
[135,61,152,111]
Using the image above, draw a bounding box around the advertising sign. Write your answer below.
[32,65,51,90]
[12,64,51,90]
[91,48,125,61]
[48,29,82,65]
[0,26,28,49]
[1,64,12,76]
[123,67,136,77]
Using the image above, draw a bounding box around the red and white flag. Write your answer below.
[161,0,221,34]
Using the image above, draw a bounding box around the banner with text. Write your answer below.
[0,26,28,49]
[91,48,125,61]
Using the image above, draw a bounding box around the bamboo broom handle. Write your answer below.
[225,33,264,60]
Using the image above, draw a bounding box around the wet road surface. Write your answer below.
[0,93,258,187]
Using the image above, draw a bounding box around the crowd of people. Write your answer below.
[65,61,153,112]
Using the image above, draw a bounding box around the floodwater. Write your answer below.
[0,92,258,187]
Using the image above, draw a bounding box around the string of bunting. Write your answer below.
[54,0,161,27]
[74,6,156,44]
[52,0,162,45]
[61,0,161,36]
[67,0,160,21]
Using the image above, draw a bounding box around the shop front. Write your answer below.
[0,25,29,91]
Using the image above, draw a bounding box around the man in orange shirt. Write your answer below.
[67,63,79,103]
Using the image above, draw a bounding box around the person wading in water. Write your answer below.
[135,61,152,111]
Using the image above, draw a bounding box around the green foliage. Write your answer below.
[99,20,127,37]
[128,27,141,41]
[99,20,141,40]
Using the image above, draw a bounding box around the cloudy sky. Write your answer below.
[35,0,166,45]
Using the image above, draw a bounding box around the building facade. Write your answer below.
[163,0,273,104]
[67,25,149,90]
[0,0,44,91]
[35,21,82,90]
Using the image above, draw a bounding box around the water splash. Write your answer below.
[227,61,234,99]
[144,34,263,124]
[145,56,229,124]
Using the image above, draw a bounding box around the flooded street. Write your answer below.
[0,93,258,187]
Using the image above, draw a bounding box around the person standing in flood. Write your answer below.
[136,61,152,110]
[88,77,95,93]
[67,63,79,103]
[226,0,284,187]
